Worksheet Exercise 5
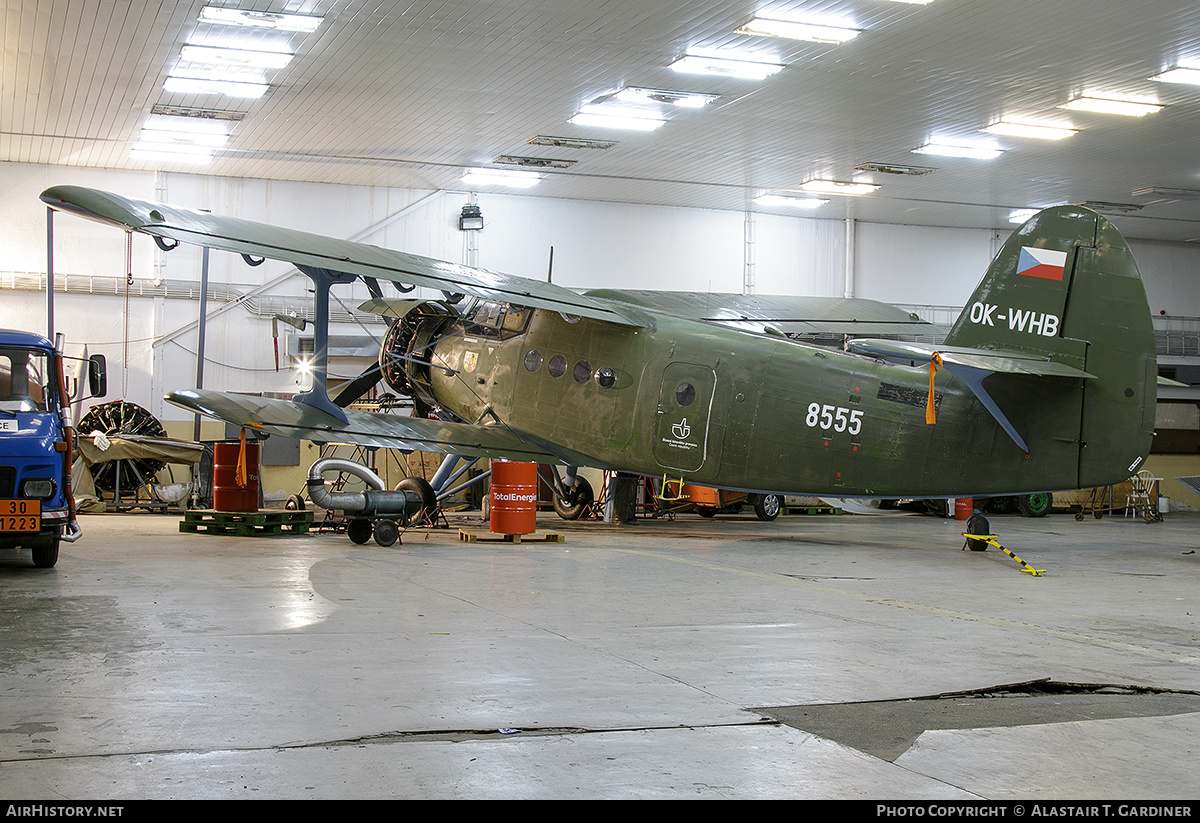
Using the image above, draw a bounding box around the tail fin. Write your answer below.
[946,206,1157,485]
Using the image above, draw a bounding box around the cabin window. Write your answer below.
[573,360,591,384]
[596,367,616,389]
[675,383,696,407]
[523,350,542,372]
[547,355,567,378]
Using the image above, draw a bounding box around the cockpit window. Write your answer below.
[0,349,51,412]
[464,301,531,339]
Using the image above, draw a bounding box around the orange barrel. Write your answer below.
[490,460,538,535]
[212,440,260,512]
[954,498,974,520]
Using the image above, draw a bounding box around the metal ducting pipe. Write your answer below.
[306,457,424,521]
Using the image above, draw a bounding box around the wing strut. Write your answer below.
[294,265,358,423]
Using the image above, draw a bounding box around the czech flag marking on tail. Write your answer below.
[1017,246,1068,281]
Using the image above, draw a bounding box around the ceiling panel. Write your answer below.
[6,0,1200,241]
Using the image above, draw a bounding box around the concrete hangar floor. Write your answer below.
[1,507,1198,801]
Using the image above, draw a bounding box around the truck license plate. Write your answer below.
[0,500,40,531]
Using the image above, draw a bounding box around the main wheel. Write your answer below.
[31,537,59,568]
[553,477,593,520]
[1017,493,1052,517]
[754,493,782,522]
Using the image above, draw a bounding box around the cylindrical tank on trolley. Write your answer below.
[489,460,537,535]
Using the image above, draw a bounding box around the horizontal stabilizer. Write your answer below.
[848,339,1095,379]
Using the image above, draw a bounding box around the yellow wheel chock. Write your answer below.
[961,532,1046,576]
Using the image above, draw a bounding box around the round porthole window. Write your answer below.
[596,367,616,388]
[675,383,696,406]
[547,355,567,378]
[524,349,543,372]
[573,360,592,384]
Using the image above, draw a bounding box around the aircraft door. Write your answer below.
[653,362,716,473]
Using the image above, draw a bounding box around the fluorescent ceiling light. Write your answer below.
[181,44,293,69]
[890,0,934,4]
[1151,67,1200,85]
[982,119,1077,140]
[1132,186,1200,199]
[164,76,269,98]
[139,128,228,148]
[800,179,880,195]
[1059,96,1162,116]
[200,6,323,32]
[130,145,213,164]
[145,113,229,136]
[736,17,862,44]
[613,87,718,108]
[568,111,665,131]
[913,142,1003,159]
[755,194,828,209]
[1008,209,1039,223]
[461,168,543,189]
[670,53,785,80]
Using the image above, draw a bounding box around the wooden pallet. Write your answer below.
[458,529,564,544]
[179,509,314,537]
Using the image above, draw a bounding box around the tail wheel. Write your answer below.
[553,477,593,520]
[965,513,991,551]
[1018,493,1052,517]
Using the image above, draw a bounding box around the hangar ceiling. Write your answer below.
[6,0,1200,241]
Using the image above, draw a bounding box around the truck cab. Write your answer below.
[0,330,104,568]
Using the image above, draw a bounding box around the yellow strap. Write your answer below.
[926,352,943,425]
[237,427,248,488]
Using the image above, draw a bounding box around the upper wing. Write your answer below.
[40,186,646,328]
[584,290,944,337]
[167,389,591,464]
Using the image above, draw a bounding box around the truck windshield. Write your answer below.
[0,348,51,412]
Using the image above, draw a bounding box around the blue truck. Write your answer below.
[0,330,105,568]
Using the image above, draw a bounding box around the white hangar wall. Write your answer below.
[1,162,1198,423]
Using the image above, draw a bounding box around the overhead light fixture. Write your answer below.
[494,155,576,169]
[461,168,542,189]
[199,6,323,33]
[800,179,880,195]
[150,104,245,122]
[130,145,214,164]
[1150,67,1200,86]
[164,76,269,98]
[913,142,1003,159]
[982,119,1077,140]
[1059,95,1162,117]
[144,113,230,137]
[754,194,828,209]
[854,161,935,176]
[669,53,785,80]
[735,17,862,44]
[138,128,228,148]
[528,135,616,150]
[1008,209,1039,223]
[612,87,718,109]
[1073,200,1143,214]
[568,110,665,131]
[458,204,484,231]
[1132,186,1200,199]
[889,0,934,4]
[180,44,294,69]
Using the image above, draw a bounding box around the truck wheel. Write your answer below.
[754,493,782,522]
[31,538,59,568]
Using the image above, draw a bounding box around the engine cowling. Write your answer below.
[378,301,457,410]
